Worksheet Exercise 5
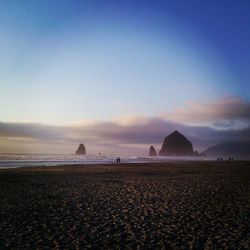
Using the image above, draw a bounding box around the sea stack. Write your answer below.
[159,130,194,156]
[75,144,86,155]
[148,146,157,156]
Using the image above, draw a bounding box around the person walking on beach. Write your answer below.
[116,157,121,164]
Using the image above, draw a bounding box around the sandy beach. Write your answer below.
[0,161,250,249]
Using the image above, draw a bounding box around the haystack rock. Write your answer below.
[159,130,194,156]
[148,146,157,156]
[75,144,86,155]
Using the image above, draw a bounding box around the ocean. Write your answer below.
[0,154,208,169]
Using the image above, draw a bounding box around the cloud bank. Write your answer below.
[164,97,250,129]
[1,97,250,155]
[0,120,250,155]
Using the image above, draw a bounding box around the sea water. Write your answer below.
[0,154,206,169]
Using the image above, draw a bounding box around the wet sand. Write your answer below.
[0,161,250,249]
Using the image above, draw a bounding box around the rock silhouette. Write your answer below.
[75,144,86,155]
[148,146,157,156]
[159,130,194,156]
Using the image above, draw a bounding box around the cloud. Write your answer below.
[163,96,250,128]
[1,96,250,154]
[0,122,69,141]
[1,116,250,155]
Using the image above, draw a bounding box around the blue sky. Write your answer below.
[0,0,250,154]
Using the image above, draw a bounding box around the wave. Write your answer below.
[0,154,207,169]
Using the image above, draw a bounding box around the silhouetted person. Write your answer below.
[116,157,121,164]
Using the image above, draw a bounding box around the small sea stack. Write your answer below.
[75,144,86,155]
[148,146,157,156]
[159,130,194,156]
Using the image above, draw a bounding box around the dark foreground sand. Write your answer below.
[0,161,250,249]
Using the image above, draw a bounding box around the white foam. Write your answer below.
[0,154,207,169]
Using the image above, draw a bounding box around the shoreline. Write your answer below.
[1,159,249,171]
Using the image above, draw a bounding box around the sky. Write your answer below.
[0,0,250,155]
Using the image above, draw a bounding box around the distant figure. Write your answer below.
[217,157,220,161]
[116,157,121,164]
